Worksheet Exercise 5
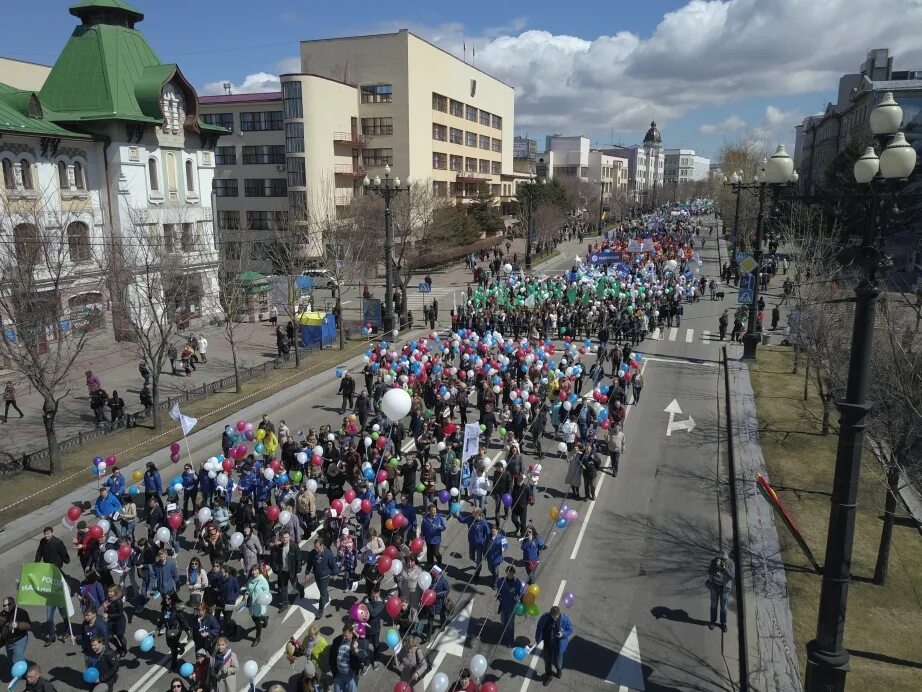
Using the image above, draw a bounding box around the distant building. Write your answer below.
[513,136,537,161]
[597,120,665,207]
[664,148,711,183]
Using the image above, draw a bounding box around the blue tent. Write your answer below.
[298,311,336,348]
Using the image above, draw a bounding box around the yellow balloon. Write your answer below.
[527,584,540,597]
[523,591,536,607]
[133,470,143,482]
[255,429,266,441]
[549,506,559,520]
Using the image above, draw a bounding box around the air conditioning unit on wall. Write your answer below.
[275,164,285,172]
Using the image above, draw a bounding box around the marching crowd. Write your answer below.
[3,206,719,692]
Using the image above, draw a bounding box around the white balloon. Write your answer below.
[312,445,324,457]
[97,461,107,473]
[431,672,451,692]
[229,532,244,549]
[449,487,459,497]
[279,510,292,525]
[380,388,412,420]
[208,471,217,479]
[306,479,318,494]
[133,628,149,643]
[155,527,172,544]
[264,468,275,481]
[417,571,432,591]
[97,519,110,534]
[372,424,380,432]
[217,473,229,488]
[557,441,569,454]
[327,433,336,442]
[243,660,259,679]
[296,452,308,464]
[436,441,446,452]
[104,549,118,565]
[389,558,403,576]
[198,507,212,523]
[207,457,218,467]
[257,592,272,606]
[364,437,372,447]
[351,498,362,513]
[470,653,488,681]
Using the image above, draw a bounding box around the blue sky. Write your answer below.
[5,0,922,160]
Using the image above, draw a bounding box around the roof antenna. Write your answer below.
[223,82,232,95]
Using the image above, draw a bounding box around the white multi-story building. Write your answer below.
[664,148,711,182]
[0,0,221,342]
[597,121,666,206]
[588,150,629,203]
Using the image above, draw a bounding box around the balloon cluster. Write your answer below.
[88,454,117,476]
[548,504,580,529]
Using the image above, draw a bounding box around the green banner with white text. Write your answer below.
[17,562,75,615]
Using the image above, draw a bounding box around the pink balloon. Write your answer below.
[565,509,578,522]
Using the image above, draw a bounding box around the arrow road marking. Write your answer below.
[605,625,644,690]
[664,399,696,436]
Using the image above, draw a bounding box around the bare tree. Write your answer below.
[215,230,260,393]
[532,203,566,250]
[0,188,106,473]
[715,137,769,251]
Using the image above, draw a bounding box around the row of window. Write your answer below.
[431,125,502,152]
[214,145,288,166]
[432,153,501,175]
[2,157,87,193]
[202,111,284,132]
[147,154,198,196]
[432,92,502,129]
[216,210,290,232]
[362,117,393,136]
[360,84,393,104]
[431,181,500,198]
[212,178,287,198]
[10,221,92,264]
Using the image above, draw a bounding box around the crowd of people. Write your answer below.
[3,206,725,692]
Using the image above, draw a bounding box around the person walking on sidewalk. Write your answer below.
[718,311,728,341]
[337,372,355,413]
[198,334,208,363]
[138,360,151,386]
[2,381,24,422]
[706,550,735,632]
[771,305,781,331]
[85,370,101,396]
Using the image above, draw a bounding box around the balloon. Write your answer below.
[266,506,280,522]
[449,487,459,498]
[243,660,259,679]
[331,499,344,515]
[133,628,149,643]
[216,473,229,488]
[11,660,28,678]
[97,461,107,474]
[557,441,568,454]
[167,514,182,530]
[170,442,181,454]
[420,588,437,607]
[523,591,536,607]
[306,479,318,493]
[556,517,568,528]
[155,527,172,544]
[133,470,143,482]
[470,653,488,681]
[198,507,212,524]
[140,634,155,652]
[385,627,401,649]
[255,428,266,441]
[513,646,527,661]
[84,667,100,683]
[527,603,540,617]
[106,455,117,466]
[409,537,425,554]
[417,571,432,591]
[255,443,265,455]
[67,505,83,522]
[527,584,540,597]
[514,602,526,616]
[450,501,461,515]
[502,492,513,508]
[394,683,412,692]
[180,661,194,677]
[438,490,450,504]
[390,558,403,576]
[360,499,372,513]
[563,591,576,608]
[565,509,579,522]
[430,672,451,692]
[279,510,292,525]
[386,594,403,618]
[104,549,118,565]
[87,524,104,541]
[257,592,273,606]
[312,445,324,457]
[381,388,412,420]
[344,489,356,504]
[548,506,559,520]
[291,470,303,483]
[118,544,133,561]
[230,532,244,549]
[377,555,392,575]
[350,498,362,513]
[481,683,498,692]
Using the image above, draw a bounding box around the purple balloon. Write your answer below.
[559,504,570,516]
[438,489,451,504]
[565,509,578,522]
[502,492,513,508]
[563,591,575,608]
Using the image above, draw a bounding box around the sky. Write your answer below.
[5,0,922,161]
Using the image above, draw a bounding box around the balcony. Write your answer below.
[456,171,492,183]
[334,163,367,178]
[334,192,353,206]
[333,132,367,148]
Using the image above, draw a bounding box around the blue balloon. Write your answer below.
[364,468,375,481]
[129,485,140,495]
[556,517,569,529]
[180,662,195,678]
[385,629,401,649]
[513,646,527,661]
[140,634,155,652]
[167,484,178,496]
[11,660,27,678]
[84,667,100,684]
[450,501,461,515]
[90,465,99,476]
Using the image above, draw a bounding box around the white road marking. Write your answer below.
[702,329,711,342]
[571,360,647,560]
[639,356,718,368]
[664,399,696,436]
[605,625,644,690]
[668,327,678,341]
[519,580,568,691]
[685,329,694,343]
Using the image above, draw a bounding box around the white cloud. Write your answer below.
[199,0,922,141]
[751,105,804,150]
[275,56,301,75]
[699,115,747,136]
[201,72,281,96]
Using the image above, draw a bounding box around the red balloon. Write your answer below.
[167,514,182,530]
[375,437,387,449]
[87,525,104,540]
[392,513,406,529]
[222,459,234,473]
[480,683,498,692]
[376,470,388,483]
[311,454,323,467]
[383,545,399,559]
[236,420,246,432]
[67,506,83,522]
[377,555,392,575]
[420,588,436,607]
[269,460,281,472]
[344,490,356,504]
[105,455,117,467]
[330,499,344,515]
[385,594,402,618]
[360,499,372,513]
[170,443,181,454]
[394,683,412,692]
[409,537,425,554]
[266,506,280,522]
[117,544,133,561]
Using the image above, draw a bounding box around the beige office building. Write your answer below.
[300,29,515,200]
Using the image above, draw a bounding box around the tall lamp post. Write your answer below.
[805,92,917,692]
[722,170,745,257]
[592,177,605,233]
[364,164,411,333]
[520,174,545,270]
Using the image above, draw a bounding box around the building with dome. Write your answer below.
[0,0,222,343]
[596,120,665,209]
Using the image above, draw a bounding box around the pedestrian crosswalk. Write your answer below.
[405,286,466,313]
[651,326,723,345]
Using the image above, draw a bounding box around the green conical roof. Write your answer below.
[69,0,144,23]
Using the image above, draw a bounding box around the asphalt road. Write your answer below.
[0,222,742,692]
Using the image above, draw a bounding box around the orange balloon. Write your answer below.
[385,518,394,531]
[523,592,536,607]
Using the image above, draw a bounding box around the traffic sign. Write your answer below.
[737,273,755,304]
[739,255,758,274]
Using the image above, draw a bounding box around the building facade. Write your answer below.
[664,148,711,183]
[587,151,628,203]
[598,121,665,207]
[0,0,222,343]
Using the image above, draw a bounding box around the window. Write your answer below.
[217,210,239,230]
[479,159,490,173]
[242,145,285,165]
[282,81,303,119]
[491,138,502,153]
[244,178,287,197]
[185,159,195,193]
[2,158,15,190]
[432,181,448,197]
[480,110,491,126]
[165,153,177,192]
[492,114,502,129]
[148,158,160,191]
[360,84,393,104]
[67,222,91,263]
[491,184,501,196]
[247,211,276,230]
[449,155,463,172]
[432,152,447,170]
[289,191,307,212]
[432,124,447,142]
[361,117,393,136]
[239,111,284,131]
[465,105,477,122]
[465,157,477,172]
[180,223,196,251]
[73,161,86,190]
[449,100,463,117]
[362,148,393,167]
[287,157,306,187]
[286,122,304,154]
[450,182,461,196]
[492,161,501,175]
[13,223,41,263]
[479,135,490,150]
[432,93,448,112]
[465,132,477,148]
[449,128,463,145]
[19,159,33,190]
[215,146,236,165]
[57,161,69,190]
[212,179,238,197]
[202,112,234,129]
[162,223,177,252]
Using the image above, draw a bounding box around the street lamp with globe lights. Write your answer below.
[805,92,917,692]
[363,164,412,333]
[519,173,545,270]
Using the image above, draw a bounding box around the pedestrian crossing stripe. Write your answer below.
[649,327,720,345]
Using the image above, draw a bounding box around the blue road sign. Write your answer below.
[737,273,755,304]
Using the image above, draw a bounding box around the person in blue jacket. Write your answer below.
[354,483,377,543]
[181,464,199,518]
[94,486,122,520]
[377,490,397,536]
[533,606,573,685]
[104,466,125,498]
[197,464,215,507]
[396,493,417,540]
[495,565,525,646]
[457,507,491,580]
[484,523,508,586]
[420,504,446,568]
[520,525,546,584]
[142,462,163,516]
[148,548,179,599]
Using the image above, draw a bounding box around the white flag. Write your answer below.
[462,423,481,463]
[169,402,197,436]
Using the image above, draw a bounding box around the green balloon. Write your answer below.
[515,603,526,616]
[479,424,486,432]
[527,603,540,617]
[290,470,303,483]
[371,432,379,440]
[416,482,426,493]
[498,427,507,437]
